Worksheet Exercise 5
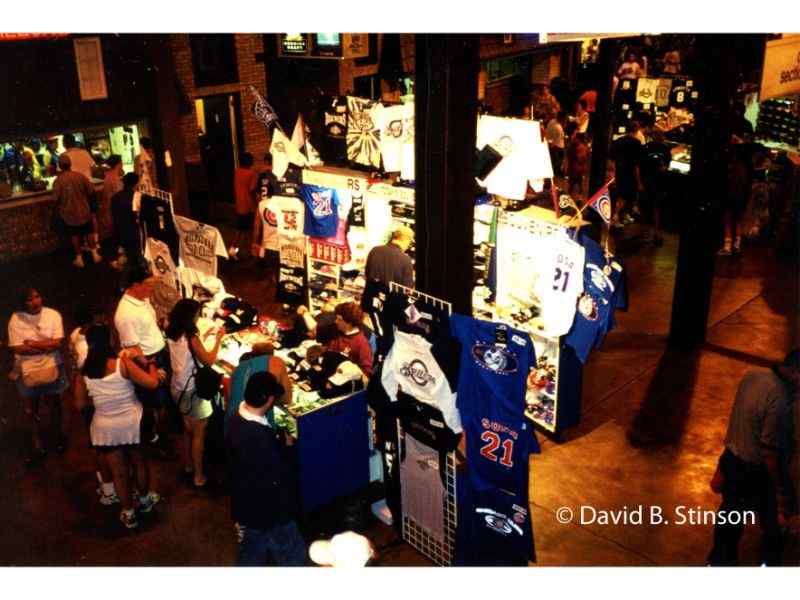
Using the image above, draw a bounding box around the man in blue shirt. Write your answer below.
[226,372,307,566]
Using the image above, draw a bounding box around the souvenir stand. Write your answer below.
[388,282,459,567]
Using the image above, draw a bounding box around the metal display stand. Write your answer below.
[389,283,458,566]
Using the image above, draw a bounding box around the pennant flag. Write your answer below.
[291,114,323,166]
[249,85,279,128]
[585,179,615,224]
[269,128,307,179]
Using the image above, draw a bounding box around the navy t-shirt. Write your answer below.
[299,184,340,238]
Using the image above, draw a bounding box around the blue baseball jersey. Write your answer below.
[450,314,537,423]
[299,184,340,238]
[564,235,626,363]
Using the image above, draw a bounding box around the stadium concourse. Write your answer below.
[0,212,797,566]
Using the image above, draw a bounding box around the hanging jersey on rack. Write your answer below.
[400,103,415,181]
[278,234,305,269]
[534,230,585,338]
[256,197,279,252]
[277,265,305,305]
[139,193,179,263]
[144,237,178,289]
[346,96,382,169]
[173,214,228,277]
[564,235,627,363]
[378,104,406,172]
[321,95,349,165]
[400,435,447,544]
[299,184,340,238]
[382,330,462,433]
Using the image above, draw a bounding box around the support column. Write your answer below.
[668,34,762,348]
[587,38,618,197]
[414,34,479,314]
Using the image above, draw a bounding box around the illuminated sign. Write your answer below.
[281,33,309,55]
[761,35,800,101]
[0,33,69,41]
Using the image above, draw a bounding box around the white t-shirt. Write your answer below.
[173,215,228,277]
[545,119,565,149]
[167,335,195,398]
[381,330,462,433]
[378,104,406,172]
[7,307,64,366]
[475,115,542,200]
[114,294,165,355]
[69,327,88,369]
[535,232,586,338]
[256,197,279,252]
[257,195,306,253]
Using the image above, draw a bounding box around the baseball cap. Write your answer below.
[308,531,373,567]
[328,360,363,386]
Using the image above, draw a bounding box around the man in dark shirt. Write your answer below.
[226,371,307,566]
[609,125,644,228]
[111,172,143,269]
[639,129,672,246]
[365,225,414,288]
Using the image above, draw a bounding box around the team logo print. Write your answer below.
[263,206,278,227]
[493,135,515,157]
[513,511,526,525]
[587,264,614,293]
[282,210,299,231]
[273,141,286,153]
[472,343,518,374]
[484,514,514,535]
[400,359,436,387]
[578,293,598,320]
[153,255,169,276]
[310,191,333,217]
[639,87,653,100]
[385,119,403,138]
[595,193,612,222]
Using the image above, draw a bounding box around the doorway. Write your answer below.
[196,92,243,205]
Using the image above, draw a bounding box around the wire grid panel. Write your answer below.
[399,423,458,566]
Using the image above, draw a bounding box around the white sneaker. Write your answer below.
[91,249,103,264]
[137,491,161,513]
[73,255,85,268]
[99,491,120,506]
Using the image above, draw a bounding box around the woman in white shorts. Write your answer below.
[165,299,225,488]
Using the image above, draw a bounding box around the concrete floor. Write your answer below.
[0,211,797,566]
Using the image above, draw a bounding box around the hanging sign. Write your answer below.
[760,36,800,101]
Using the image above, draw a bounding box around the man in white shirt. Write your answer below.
[114,264,173,455]
[62,133,97,181]
[545,111,567,177]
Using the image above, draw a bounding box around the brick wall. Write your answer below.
[0,198,61,264]
[170,34,269,164]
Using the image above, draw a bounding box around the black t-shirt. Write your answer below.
[111,188,140,246]
[639,141,671,186]
[139,194,179,262]
[320,95,349,166]
[257,170,277,202]
[610,136,643,184]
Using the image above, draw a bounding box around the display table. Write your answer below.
[210,319,371,515]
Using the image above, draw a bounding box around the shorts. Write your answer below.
[236,213,254,231]
[65,220,93,237]
[15,361,68,398]
[172,387,214,420]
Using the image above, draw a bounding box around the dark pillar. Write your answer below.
[147,35,189,215]
[587,38,618,197]
[668,34,761,348]
[414,34,479,314]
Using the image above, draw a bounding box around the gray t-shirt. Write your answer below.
[724,368,792,464]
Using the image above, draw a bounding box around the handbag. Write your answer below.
[21,354,59,388]
[188,336,223,401]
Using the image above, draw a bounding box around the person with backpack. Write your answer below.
[165,299,226,488]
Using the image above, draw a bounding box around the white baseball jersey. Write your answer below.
[535,231,585,337]
[381,330,462,433]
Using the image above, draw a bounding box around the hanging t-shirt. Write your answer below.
[343,228,369,271]
[564,235,626,363]
[635,77,659,105]
[321,95,349,165]
[475,116,541,200]
[277,265,305,305]
[534,231,585,338]
[348,189,366,227]
[278,233,305,269]
[173,214,228,277]
[400,435,446,543]
[378,104,406,172]
[139,194,179,263]
[400,102,415,181]
[144,237,179,290]
[256,197,279,252]
[300,184,340,238]
[272,194,305,237]
[346,96,382,168]
[654,78,673,108]
[382,330,462,433]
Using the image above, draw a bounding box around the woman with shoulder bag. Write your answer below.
[7,286,69,465]
[165,299,226,488]
[73,323,164,530]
